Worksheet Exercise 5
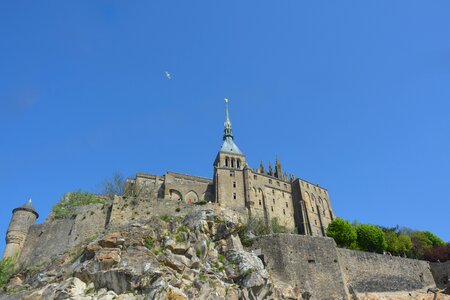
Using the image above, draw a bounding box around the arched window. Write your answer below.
[237,159,241,169]
[225,157,230,167]
[231,158,235,168]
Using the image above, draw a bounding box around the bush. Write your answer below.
[397,234,413,256]
[423,231,446,247]
[271,218,289,234]
[144,237,154,249]
[356,224,387,253]
[0,258,14,288]
[52,191,105,219]
[424,243,450,262]
[326,218,357,248]
[384,231,400,254]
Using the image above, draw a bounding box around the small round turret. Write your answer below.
[3,199,39,260]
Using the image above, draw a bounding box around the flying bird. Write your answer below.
[165,71,171,80]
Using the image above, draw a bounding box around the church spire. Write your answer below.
[223,98,233,140]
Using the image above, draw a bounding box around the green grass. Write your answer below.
[218,253,225,263]
[52,191,105,219]
[144,237,154,249]
[160,215,170,222]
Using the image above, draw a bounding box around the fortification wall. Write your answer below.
[430,261,450,289]
[251,234,349,299]
[18,203,109,267]
[337,248,435,294]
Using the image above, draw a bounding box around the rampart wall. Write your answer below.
[337,248,435,294]
[430,261,450,290]
[252,234,437,299]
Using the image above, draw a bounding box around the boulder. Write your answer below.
[95,248,121,270]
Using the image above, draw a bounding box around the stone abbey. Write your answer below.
[2,99,336,261]
[125,100,336,236]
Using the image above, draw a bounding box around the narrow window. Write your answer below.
[233,193,236,200]
[225,157,229,167]
[272,189,275,195]
[284,183,287,188]
[282,192,284,198]
[312,206,314,212]
[237,159,241,169]
[283,209,286,215]
[273,199,275,204]
[254,175,257,180]
[286,202,288,208]
[259,200,262,205]
[230,171,235,177]
[233,181,236,188]
[231,158,235,168]
[271,206,273,212]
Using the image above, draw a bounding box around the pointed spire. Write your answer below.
[223,98,233,140]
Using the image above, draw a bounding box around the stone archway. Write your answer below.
[185,191,199,204]
[169,189,182,201]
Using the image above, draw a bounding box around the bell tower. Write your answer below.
[213,99,247,208]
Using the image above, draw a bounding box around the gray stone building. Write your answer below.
[125,99,336,235]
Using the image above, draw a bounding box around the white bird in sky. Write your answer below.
[165,71,171,80]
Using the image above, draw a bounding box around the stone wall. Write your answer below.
[337,248,435,293]
[251,234,349,299]
[430,261,450,289]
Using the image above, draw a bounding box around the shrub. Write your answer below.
[356,224,387,253]
[0,257,14,288]
[144,237,154,249]
[271,218,289,234]
[101,172,125,196]
[160,215,170,222]
[52,191,105,219]
[326,218,357,248]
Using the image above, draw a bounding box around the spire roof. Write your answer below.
[13,198,39,218]
[220,98,243,155]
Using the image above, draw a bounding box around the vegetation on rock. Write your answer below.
[52,191,105,219]
[0,257,14,288]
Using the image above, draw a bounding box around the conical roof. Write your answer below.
[13,199,39,218]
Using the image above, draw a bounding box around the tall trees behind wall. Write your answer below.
[326,218,449,262]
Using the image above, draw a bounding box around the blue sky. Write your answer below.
[1,1,449,255]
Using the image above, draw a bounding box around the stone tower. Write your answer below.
[3,199,39,260]
[214,99,247,208]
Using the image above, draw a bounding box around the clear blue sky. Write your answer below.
[1,1,449,255]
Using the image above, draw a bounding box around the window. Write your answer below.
[231,158,235,168]
[284,184,287,188]
[273,199,275,204]
[233,181,236,188]
[282,192,284,198]
[259,200,262,206]
[233,193,236,200]
[272,189,275,195]
[254,175,257,180]
[286,202,288,208]
[312,206,314,212]
[225,157,229,167]
[271,206,273,212]
[269,179,272,184]
[237,159,241,169]
[283,209,286,215]
[230,171,235,177]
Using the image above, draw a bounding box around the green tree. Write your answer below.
[384,231,400,254]
[356,224,387,253]
[423,231,445,247]
[397,234,413,256]
[410,231,433,259]
[326,218,357,248]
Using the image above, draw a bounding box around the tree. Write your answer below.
[423,231,445,247]
[410,231,433,259]
[423,243,450,262]
[397,234,413,256]
[102,172,125,196]
[326,218,357,248]
[384,231,400,254]
[356,224,387,253]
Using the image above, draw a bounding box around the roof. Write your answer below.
[220,136,243,155]
[13,199,39,218]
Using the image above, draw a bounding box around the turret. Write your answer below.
[3,199,39,260]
